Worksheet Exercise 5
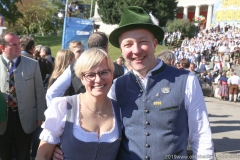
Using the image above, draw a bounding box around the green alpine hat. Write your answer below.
[109,6,164,48]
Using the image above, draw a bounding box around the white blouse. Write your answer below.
[39,94,119,144]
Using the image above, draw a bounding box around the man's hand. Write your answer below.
[37,121,43,127]
[53,145,64,160]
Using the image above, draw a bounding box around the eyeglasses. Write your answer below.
[6,43,20,48]
[82,69,111,82]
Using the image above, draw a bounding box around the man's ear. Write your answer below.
[0,45,5,51]
[105,45,109,53]
[153,39,158,48]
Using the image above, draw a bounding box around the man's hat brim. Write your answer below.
[109,23,164,48]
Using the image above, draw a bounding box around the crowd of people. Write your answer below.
[159,23,240,102]
[67,1,85,18]
[5,5,240,160]
[162,29,182,46]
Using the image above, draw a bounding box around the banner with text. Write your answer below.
[62,17,94,50]
[212,0,240,25]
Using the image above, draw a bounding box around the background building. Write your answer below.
[177,0,240,29]
[176,0,215,29]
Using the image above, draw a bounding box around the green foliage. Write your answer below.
[145,0,178,27]
[6,0,62,35]
[34,36,63,57]
[97,0,177,26]
[165,19,197,38]
[0,0,23,25]
[97,0,120,24]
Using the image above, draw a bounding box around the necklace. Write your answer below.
[81,94,109,115]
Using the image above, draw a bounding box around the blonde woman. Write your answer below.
[48,50,75,88]
[36,48,122,160]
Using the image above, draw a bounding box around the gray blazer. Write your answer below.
[0,55,46,134]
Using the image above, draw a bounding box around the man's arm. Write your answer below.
[213,64,218,71]
[185,73,214,160]
[108,79,117,100]
[227,77,231,84]
[45,59,53,75]
[46,65,71,107]
[205,64,210,71]
[34,61,47,121]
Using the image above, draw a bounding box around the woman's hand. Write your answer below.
[52,145,64,160]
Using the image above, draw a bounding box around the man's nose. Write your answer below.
[132,43,141,54]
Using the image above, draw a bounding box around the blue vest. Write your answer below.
[60,95,122,160]
[115,64,189,160]
[199,64,206,73]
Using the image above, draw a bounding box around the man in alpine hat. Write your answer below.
[108,6,214,160]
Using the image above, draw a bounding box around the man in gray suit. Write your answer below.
[0,32,46,160]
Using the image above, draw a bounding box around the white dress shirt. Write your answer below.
[219,45,227,53]
[40,94,119,144]
[108,61,214,160]
[228,75,240,85]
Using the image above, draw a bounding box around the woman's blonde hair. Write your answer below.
[48,50,75,88]
[74,48,114,79]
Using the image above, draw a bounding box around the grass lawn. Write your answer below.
[34,36,62,58]
[34,36,171,61]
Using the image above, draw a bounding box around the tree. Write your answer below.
[0,0,23,25]
[97,0,178,27]
[165,19,197,38]
[97,0,120,24]
[14,0,59,35]
[144,0,178,27]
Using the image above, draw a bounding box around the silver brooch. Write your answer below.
[161,87,171,94]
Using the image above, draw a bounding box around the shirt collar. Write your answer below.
[132,59,163,80]
[2,55,18,64]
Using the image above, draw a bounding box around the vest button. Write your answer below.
[145,121,150,125]
[145,156,150,159]
[145,109,149,113]
[145,144,150,148]
[145,132,150,136]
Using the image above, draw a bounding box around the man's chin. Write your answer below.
[133,67,148,75]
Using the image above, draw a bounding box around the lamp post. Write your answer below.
[90,0,94,18]
[64,0,69,18]
[0,15,7,35]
